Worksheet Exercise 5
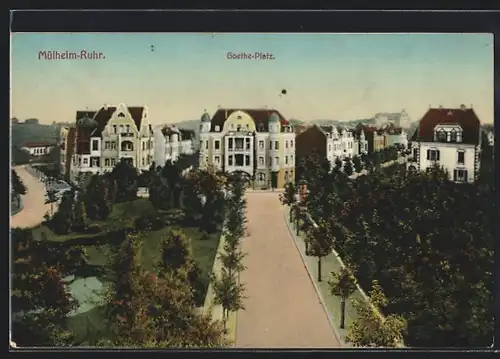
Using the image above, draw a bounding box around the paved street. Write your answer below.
[235,191,340,348]
[11,165,57,229]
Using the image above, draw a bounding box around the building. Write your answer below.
[373,110,412,129]
[21,141,55,156]
[360,125,386,153]
[68,104,155,183]
[199,108,296,189]
[296,124,368,168]
[59,126,76,180]
[384,126,408,149]
[153,125,196,166]
[486,130,494,146]
[409,105,481,183]
[24,119,40,125]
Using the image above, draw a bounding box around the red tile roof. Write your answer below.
[209,108,289,132]
[411,108,481,145]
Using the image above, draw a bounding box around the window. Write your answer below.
[269,141,272,149]
[113,125,117,133]
[118,112,125,118]
[105,158,110,167]
[142,158,145,166]
[142,142,145,150]
[83,158,88,165]
[258,173,266,182]
[245,155,250,166]
[235,138,244,150]
[214,140,220,150]
[274,141,279,150]
[454,169,468,183]
[259,156,264,165]
[104,141,110,150]
[285,141,289,149]
[199,140,203,149]
[205,157,209,164]
[91,158,99,167]
[450,130,457,143]
[228,138,233,150]
[111,158,116,166]
[285,156,288,165]
[246,138,251,150]
[215,156,220,164]
[121,141,133,151]
[269,157,272,166]
[235,154,244,166]
[237,125,241,132]
[427,149,440,161]
[413,148,418,161]
[92,140,99,151]
[259,140,264,149]
[329,144,332,151]
[126,125,130,133]
[457,150,465,164]
[290,140,294,148]
[111,142,117,150]
[290,155,294,165]
[275,157,279,165]
[284,171,289,182]
[215,125,220,132]
[120,125,124,133]
[205,141,208,150]
[436,130,447,142]
[258,124,265,132]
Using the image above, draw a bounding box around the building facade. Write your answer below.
[21,142,55,156]
[409,105,481,183]
[373,110,412,129]
[361,126,386,153]
[68,104,155,183]
[199,108,296,189]
[384,127,409,149]
[296,124,368,169]
[153,125,196,166]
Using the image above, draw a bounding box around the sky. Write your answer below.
[11,33,494,125]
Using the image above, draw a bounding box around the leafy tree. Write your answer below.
[148,171,172,210]
[280,182,297,222]
[12,169,26,195]
[72,198,87,232]
[11,229,77,346]
[346,280,406,347]
[83,175,113,220]
[343,157,354,176]
[50,192,74,235]
[352,155,363,173]
[334,157,343,171]
[304,219,333,282]
[328,267,357,329]
[211,267,245,330]
[104,233,226,347]
[45,188,58,216]
[110,159,139,203]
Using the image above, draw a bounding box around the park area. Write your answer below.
[29,198,221,344]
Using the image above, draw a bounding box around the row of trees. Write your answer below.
[211,173,248,332]
[291,150,494,347]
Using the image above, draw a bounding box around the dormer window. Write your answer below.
[215,125,220,132]
[237,115,242,120]
[258,124,265,132]
[437,130,447,142]
[450,129,457,143]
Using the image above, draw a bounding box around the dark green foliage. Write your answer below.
[110,159,139,203]
[83,175,113,220]
[12,169,27,195]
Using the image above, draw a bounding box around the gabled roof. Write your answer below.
[209,108,289,132]
[22,141,56,148]
[85,106,146,137]
[412,107,480,145]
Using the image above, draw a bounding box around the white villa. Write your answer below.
[409,105,482,183]
[153,125,196,166]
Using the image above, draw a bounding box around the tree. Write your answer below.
[270,171,278,190]
[104,234,227,347]
[328,267,357,329]
[72,198,87,232]
[12,169,26,195]
[352,155,363,173]
[334,157,343,171]
[346,280,406,347]
[280,182,297,222]
[110,159,139,203]
[11,229,77,346]
[304,218,333,282]
[148,171,172,210]
[45,188,58,216]
[211,267,245,330]
[83,175,113,220]
[159,229,193,273]
[50,192,74,235]
[343,157,354,176]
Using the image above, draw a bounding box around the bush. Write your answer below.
[85,223,103,234]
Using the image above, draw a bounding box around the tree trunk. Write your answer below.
[222,309,227,331]
[289,207,293,222]
[340,297,346,329]
[317,257,322,282]
[296,219,300,235]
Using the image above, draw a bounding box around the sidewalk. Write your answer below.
[283,208,365,347]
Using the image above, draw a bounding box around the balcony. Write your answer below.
[121,132,134,138]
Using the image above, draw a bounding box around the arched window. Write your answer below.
[437,130,447,142]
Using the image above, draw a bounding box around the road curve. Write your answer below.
[235,191,340,348]
[11,165,54,229]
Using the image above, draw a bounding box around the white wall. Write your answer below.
[418,142,477,183]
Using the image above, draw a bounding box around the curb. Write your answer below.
[283,208,346,347]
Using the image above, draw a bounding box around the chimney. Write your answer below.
[460,104,467,110]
